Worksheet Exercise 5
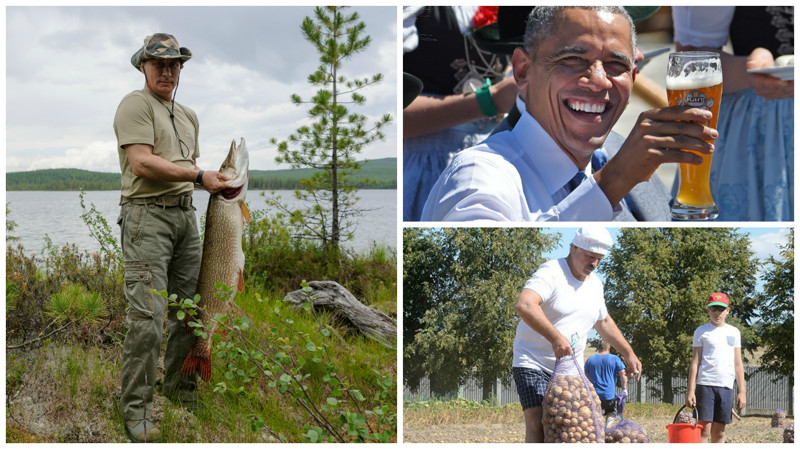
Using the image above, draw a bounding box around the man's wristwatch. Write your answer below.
[195,169,205,186]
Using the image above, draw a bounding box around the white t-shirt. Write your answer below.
[693,322,741,389]
[513,258,608,374]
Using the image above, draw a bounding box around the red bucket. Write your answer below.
[666,423,703,443]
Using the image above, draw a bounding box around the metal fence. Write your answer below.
[404,366,793,414]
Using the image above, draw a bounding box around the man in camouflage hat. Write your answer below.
[113,33,228,443]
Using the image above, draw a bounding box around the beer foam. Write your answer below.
[666,56,723,90]
[666,72,723,90]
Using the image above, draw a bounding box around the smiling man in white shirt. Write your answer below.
[421,6,719,221]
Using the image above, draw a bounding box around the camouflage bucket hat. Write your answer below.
[131,33,192,70]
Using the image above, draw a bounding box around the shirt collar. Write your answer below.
[510,96,589,196]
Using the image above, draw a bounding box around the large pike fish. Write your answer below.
[181,138,250,382]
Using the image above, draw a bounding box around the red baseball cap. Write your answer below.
[708,292,729,308]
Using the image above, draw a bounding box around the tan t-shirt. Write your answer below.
[114,89,200,198]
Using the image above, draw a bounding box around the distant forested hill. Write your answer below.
[6,158,396,191]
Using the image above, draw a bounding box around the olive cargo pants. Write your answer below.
[118,201,201,423]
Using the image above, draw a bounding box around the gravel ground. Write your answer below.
[404,416,789,443]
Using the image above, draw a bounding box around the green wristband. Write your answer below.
[474,78,497,118]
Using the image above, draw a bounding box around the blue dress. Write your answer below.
[710,89,793,221]
[672,6,794,221]
[404,118,496,221]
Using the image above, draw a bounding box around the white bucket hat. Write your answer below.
[572,227,613,255]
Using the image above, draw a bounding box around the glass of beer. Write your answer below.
[666,51,722,220]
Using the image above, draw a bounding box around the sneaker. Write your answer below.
[125,419,161,443]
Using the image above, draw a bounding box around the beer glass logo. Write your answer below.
[677,90,715,110]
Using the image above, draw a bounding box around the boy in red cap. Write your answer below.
[685,293,747,443]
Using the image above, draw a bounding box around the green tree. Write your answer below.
[404,228,559,399]
[270,6,392,254]
[756,229,793,380]
[402,228,455,393]
[600,228,759,404]
[6,202,19,242]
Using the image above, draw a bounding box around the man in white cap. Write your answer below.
[512,227,642,442]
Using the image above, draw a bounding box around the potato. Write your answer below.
[543,368,605,443]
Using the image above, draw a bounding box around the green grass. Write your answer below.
[6,197,396,443]
[7,285,396,443]
[404,399,522,426]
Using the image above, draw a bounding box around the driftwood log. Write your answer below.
[283,281,396,348]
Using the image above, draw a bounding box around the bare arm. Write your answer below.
[734,347,746,410]
[403,77,518,139]
[618,369,628,392]
[686,346,702,407]
[515,289,572,358]
[125,144,228,194]
[594,315,642,381]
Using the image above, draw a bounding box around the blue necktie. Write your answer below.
[565,171,587,193]
[590,149,629,210]
[563,150,605,193]
[591,149,607,173]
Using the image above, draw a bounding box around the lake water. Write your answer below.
[6,190,397,256]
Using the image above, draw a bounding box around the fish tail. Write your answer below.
[180,352,212,382]
[199,356,212,383]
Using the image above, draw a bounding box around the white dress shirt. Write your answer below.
[420,97,621,221]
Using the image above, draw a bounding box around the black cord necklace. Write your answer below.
[145,67,191,159]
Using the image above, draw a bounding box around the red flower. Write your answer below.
[473,6,499,29]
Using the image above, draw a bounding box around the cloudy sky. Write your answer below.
[5,6,397,173]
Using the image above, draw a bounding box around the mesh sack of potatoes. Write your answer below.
[542,355,604,443]
[784,421,794,443]
[773,409,788,428]
[674,408,696,425]
[604,395,649,443]
[604,419,649,443]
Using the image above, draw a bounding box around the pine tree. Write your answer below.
[271,6,392,254]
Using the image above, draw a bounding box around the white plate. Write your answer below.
[747,65,794,81]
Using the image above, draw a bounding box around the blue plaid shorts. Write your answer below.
[513,367,551,410]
